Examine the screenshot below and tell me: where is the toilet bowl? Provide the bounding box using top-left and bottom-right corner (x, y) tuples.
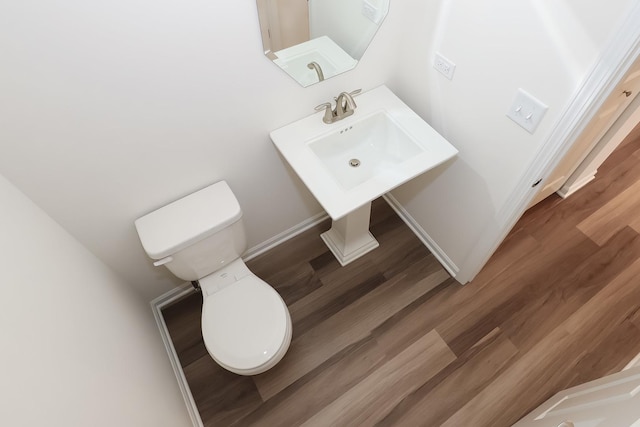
(199, 259), (292, 375)
(134, 180), (292, 375)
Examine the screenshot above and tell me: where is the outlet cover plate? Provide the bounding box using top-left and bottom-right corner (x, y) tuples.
(434, 52), (456, 80)
(506, 88), (548, 134)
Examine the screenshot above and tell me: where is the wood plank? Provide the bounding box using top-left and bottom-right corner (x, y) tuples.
(629, 304), (640, 330)
(234, 336), (387, 427)
(247, 222), (329, 275)
(183, 355), (262, 426)
(372, 277), (456, 359)
(253, 261), (323, 307)
(469, 227), (539, 288)
(569, 320), (640, 385)
(437, 227), (598, 356)
(285, 237), (424, 337)
(290, 272), (387, 338)
(246, 224), (328, 306)
(252, 267), (451, 400)
(161, 293), (208, 367)
(440, 257), (640, 427)
(301, 330), (456, 427)
(368, 212), (433, 280)
(522, 142), (640, 243)
(577, 178), (640, 245)
(501, 226), (640, 351)
(378, 328), (518, 427)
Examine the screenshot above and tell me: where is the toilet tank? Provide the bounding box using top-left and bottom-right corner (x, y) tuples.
(134, 181), (247, 282)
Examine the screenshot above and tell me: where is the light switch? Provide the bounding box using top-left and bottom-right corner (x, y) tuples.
(506, 88), (548, 134)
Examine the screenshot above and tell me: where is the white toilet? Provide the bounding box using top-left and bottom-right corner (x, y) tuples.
(134, 181), (292, 375)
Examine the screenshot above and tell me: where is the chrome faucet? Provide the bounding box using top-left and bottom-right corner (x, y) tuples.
(307, 61), (325, 82)
(315, 89), (362, 124)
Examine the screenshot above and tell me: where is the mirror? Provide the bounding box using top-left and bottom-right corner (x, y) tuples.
(257, 0), (390, 87)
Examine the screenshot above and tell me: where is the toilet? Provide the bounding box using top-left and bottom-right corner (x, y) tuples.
(134, 181), (292, 375)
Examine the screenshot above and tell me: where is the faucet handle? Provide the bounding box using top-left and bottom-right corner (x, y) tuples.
(314, 102), (332, 112)
(315, 102), (334, 124)
(334, 89), (362, 102)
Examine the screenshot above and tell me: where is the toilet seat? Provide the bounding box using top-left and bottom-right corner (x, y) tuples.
(201, 275), (292, 375)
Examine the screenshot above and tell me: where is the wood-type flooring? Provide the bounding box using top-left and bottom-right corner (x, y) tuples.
(163, 123), (640, 426)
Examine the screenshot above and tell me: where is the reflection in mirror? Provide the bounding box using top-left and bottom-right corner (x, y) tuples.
(256, 0), (390, 87)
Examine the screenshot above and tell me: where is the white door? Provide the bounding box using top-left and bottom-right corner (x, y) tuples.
(265, 0), (309, 52)
(513, 365), (640, 427)
(528, 55), (640, 208)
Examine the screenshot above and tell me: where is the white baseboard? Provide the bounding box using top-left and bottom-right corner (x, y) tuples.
(243, 211), (329, 262)
(150, 284), (203, 427)
(557, 173), (596, 199)
(383, 194), (460, 278)
(624, 351), (640, 371)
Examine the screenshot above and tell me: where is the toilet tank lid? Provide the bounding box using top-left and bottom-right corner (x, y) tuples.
(134, 181), (242, 259)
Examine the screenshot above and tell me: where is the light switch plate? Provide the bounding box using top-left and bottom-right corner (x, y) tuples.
(506, 88), (548, 134)
(362, 0), (381, 24)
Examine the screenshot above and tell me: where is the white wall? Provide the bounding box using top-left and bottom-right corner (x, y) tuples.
(0, 173), (190, 427)
(0, 0), (634, 304)
(387, 0), (635, 275)
(0, 0), (400, 301)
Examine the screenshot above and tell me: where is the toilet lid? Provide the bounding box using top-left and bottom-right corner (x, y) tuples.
(201, 276), (288, 370)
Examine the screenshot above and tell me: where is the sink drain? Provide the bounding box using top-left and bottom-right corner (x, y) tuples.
(349, 158), (361, 167)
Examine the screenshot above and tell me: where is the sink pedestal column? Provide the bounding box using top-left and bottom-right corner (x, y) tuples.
(320, 201), (379, 266)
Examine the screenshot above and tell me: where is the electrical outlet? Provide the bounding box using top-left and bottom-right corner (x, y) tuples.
(433, 52), (456, 80)
(506, 88), (548, 134)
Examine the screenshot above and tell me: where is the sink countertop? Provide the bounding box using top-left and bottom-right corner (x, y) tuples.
(270, 85), (458, 220)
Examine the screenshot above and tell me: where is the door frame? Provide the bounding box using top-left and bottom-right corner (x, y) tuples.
(456, 3), (640, 284)
(560, 93), (640, 198)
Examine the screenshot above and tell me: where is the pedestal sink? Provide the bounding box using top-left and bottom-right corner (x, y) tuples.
(270, 85), (458, 266)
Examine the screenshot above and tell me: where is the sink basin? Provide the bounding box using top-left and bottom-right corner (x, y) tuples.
(270, 85), (458, 220)
(308, 111), (425, 190)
